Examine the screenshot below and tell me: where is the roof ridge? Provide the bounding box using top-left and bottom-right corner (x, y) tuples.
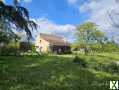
(39, 33), (70, 46)
(40, 33), (63, 39)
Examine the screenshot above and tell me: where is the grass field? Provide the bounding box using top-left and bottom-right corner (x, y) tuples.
(0, 53), (119, 90)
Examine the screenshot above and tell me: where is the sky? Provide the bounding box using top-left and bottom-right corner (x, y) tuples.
(22, 0), (89, 25)
(4, 0), (119, 43)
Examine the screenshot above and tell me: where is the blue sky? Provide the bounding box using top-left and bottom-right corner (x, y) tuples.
(4, 0), (119, 43)
(26, 0), (89, 25)
(5, 0), (89, 25)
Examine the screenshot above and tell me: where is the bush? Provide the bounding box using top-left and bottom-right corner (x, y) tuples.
(0, 46), (8, 55)
(94, 62), (119, 74)
(0, 46), (20, 56)
(73, 55), (87, 68)
(107, 62), (119, 74)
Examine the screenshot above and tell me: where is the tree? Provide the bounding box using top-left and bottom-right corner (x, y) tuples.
(76, 22), (106, 55)
(0, 0), (37, 55)
(0, 31), (11, 44)
(102, 41), (119, 52)
(0, 0), (37, 40)
(0, 30), (14, 55)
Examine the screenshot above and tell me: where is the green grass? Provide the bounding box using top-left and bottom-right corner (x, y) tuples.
(0, 53), (119, 90)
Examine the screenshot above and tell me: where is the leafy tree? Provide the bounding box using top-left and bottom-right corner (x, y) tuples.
(0, 31), (11, 44)
(90, 43), (102, 53)
(0, 0), (37, 55)
(76, 22), (106, 55)
(0, 30), (21, 55)
(0, 0), (37, 39)
(102, 41), (119, 52)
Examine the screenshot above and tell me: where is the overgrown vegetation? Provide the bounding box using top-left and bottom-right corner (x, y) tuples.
(0, 53), (119, 90)
(73, 55), (87, 68)
(94, 62), (119, 74)
(0, 1), (119, 90)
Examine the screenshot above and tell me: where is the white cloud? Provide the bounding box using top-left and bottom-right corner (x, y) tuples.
(79, 0), (119, 43)
(24, 0), (32, 3)
(11, 17), (76, 42)
(32, 17), (76, 43)
(67, 0), (78, 5)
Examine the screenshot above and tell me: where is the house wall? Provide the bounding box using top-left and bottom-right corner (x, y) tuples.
(35, 35), (71, 54)
(35, 36), (50, 53)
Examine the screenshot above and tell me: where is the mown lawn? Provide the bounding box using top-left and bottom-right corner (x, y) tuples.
(0, 53), (119, 90)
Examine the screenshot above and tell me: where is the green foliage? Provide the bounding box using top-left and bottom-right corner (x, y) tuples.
(0, 54), (119, 90)
(73, 55), (87, 68)
(90, 43), (102, 52)
(0, 30), (21, 56)
(0, 45), (20, 56)
(76, 22), (106, 45)
(107, 62), (119, 74)
(102, 42), (119, 52)
(0, 31), (12, 44)
(0, 0), (37, 39)
(0, 0), (37, 56)
(75, 22), (107, 54)
(94, 62), (119, 74)
(75, 22), (119, 53)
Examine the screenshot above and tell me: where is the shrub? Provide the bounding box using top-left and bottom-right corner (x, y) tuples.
(107, 62), (119, 74)
(94, 62), (119, 74)
(0, 46), (9, 55)
(73, 55), (87, 68)
(0, 46), (20, 56)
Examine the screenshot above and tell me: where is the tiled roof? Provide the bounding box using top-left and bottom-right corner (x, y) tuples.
(40, 33), (70, 46)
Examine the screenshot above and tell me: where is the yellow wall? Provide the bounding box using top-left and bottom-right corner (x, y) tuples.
(35, 36), (50, 53)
